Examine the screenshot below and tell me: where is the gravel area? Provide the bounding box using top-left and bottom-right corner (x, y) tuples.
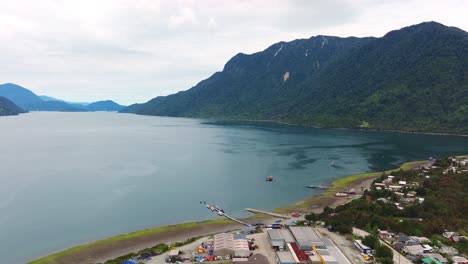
(248, 232), (276, 264)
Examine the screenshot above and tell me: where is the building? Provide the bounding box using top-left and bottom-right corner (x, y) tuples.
(289, 226), (325, 249)
(214, 233), (235, 256)
(421, 253), (448, 264)
(267, 229), (296, 250)
(411, 236), (431, 244)
(378, 230), (390, 238)
(354, 240), (372, 254)
(440, 246), (458, 255)
(421, 257), (442, 264)
(321, 254), (339, 264)
(403, 244), (426, 256)
(452, 256), (468, 264)
(276, 251), (296, 264)
(214, 233), (250, 257)
(233, 239), (250, 258)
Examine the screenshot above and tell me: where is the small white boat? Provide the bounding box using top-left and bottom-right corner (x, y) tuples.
(335, 192), (349, 197)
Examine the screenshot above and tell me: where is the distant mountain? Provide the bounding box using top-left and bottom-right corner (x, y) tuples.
(38, 95), (62, 102)
(39, 95), (90, 108)
(85, 100), (125, 111)
(0, 83), (85, 112)
(121, 21), (468, 134)
(0, 96), (26, 116)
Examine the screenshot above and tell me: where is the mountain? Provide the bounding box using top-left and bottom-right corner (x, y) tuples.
(0, 96), (26, 116)
(85, 100), (125, 111)
(121, 22), (468, 134)
(38, 95), (62, 102)
(0, 83), (86, 112)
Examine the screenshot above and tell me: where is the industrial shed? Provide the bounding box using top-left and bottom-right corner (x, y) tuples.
(214, 233), (250, 258)
(233, 239), (250, 258)
(267, 229), (296, 250)
(276, 251), (296, 264)
(289, 227), (325, 249)
(214, 233), (235, 256)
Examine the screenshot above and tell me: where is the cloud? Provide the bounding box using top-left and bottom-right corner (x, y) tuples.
(0, 0), (467, 104)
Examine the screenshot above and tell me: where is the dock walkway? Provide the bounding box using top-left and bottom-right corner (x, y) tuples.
(222, 213), (251, 227)
(245, 208), (291, 219)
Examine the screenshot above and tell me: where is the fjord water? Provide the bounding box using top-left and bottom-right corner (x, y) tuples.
(1, 112), (467, 263)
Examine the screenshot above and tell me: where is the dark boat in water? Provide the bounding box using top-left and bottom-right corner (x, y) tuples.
(266, 176), (273, 181)
(306, 185), (317, 189)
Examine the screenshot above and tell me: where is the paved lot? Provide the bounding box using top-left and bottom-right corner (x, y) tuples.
(318, 227), (364, 264)
(322, 237), (352, 264)
(249, 232), (276, 264)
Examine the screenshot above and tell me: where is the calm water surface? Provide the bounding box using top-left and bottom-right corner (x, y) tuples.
(0, 112), (467, 263)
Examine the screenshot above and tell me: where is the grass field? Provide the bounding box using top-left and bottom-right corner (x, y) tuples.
(28, 219), (230, 264)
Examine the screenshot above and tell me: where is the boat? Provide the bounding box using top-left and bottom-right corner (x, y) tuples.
(206, 204), (210, 208)
(266, 176), (273, 181)
(344, 188), (356, 194)
(218, 211), (224, 216)
(306, 185), (317, 189)
(335, 192), (349, 197)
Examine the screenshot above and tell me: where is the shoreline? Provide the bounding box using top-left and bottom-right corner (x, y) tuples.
(27, 158), (437, 264)
(200, 117), (468, 137)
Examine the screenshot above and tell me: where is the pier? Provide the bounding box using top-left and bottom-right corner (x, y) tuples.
(222, 213), (251, 227)
(244, 208), (291, 219)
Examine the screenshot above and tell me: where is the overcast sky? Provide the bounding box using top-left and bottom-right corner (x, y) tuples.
(1, 0), (467, 105)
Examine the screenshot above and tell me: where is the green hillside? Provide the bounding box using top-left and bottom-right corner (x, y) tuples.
(121, 22), (468, 134)
(0, 96), (26, 116)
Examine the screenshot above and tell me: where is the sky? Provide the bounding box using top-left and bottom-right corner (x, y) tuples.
(1, 0), (467, 105)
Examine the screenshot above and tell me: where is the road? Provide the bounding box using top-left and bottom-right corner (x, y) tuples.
(322, 237), (352, 264)
(380, 240), (413, 264)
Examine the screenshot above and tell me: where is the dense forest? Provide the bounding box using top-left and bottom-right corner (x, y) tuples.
(305, 157), (468, 256)
(122, 22), (468, 134)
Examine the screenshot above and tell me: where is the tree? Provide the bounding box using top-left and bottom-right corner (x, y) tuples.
(376, 244), (393, 260)
(305, 212), (318, 222)
(362, 235), (379, 248)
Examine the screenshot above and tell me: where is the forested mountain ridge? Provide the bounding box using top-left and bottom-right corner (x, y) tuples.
(0, 96), (26, 116)
(124, 21), (466, 134)
(0, 83), (85, 112)
(86, 100), (125, 111)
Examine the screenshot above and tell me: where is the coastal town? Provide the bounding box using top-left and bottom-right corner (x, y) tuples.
(102, 156), (468, 264)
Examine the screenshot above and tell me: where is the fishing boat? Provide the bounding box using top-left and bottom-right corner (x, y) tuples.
(335, 192), (349, 197)
(306, 185), (317, 189)
(266, 176), (273, 181)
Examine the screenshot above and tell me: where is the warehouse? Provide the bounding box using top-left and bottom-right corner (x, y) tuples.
(267, 229), (296, 250)
(213, 233), (250, 258)
(289, 227), (325, 249)
(276, 251), (296, 264)
(214, 233), (235, 256)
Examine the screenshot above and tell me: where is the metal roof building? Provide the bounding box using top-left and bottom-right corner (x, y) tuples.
(289, 227), (325, 249)
(276, 251), (296, 264)
(214, 233), (250, 258)
(267, 229), (296, 250)
(214, 233), (235, 256)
